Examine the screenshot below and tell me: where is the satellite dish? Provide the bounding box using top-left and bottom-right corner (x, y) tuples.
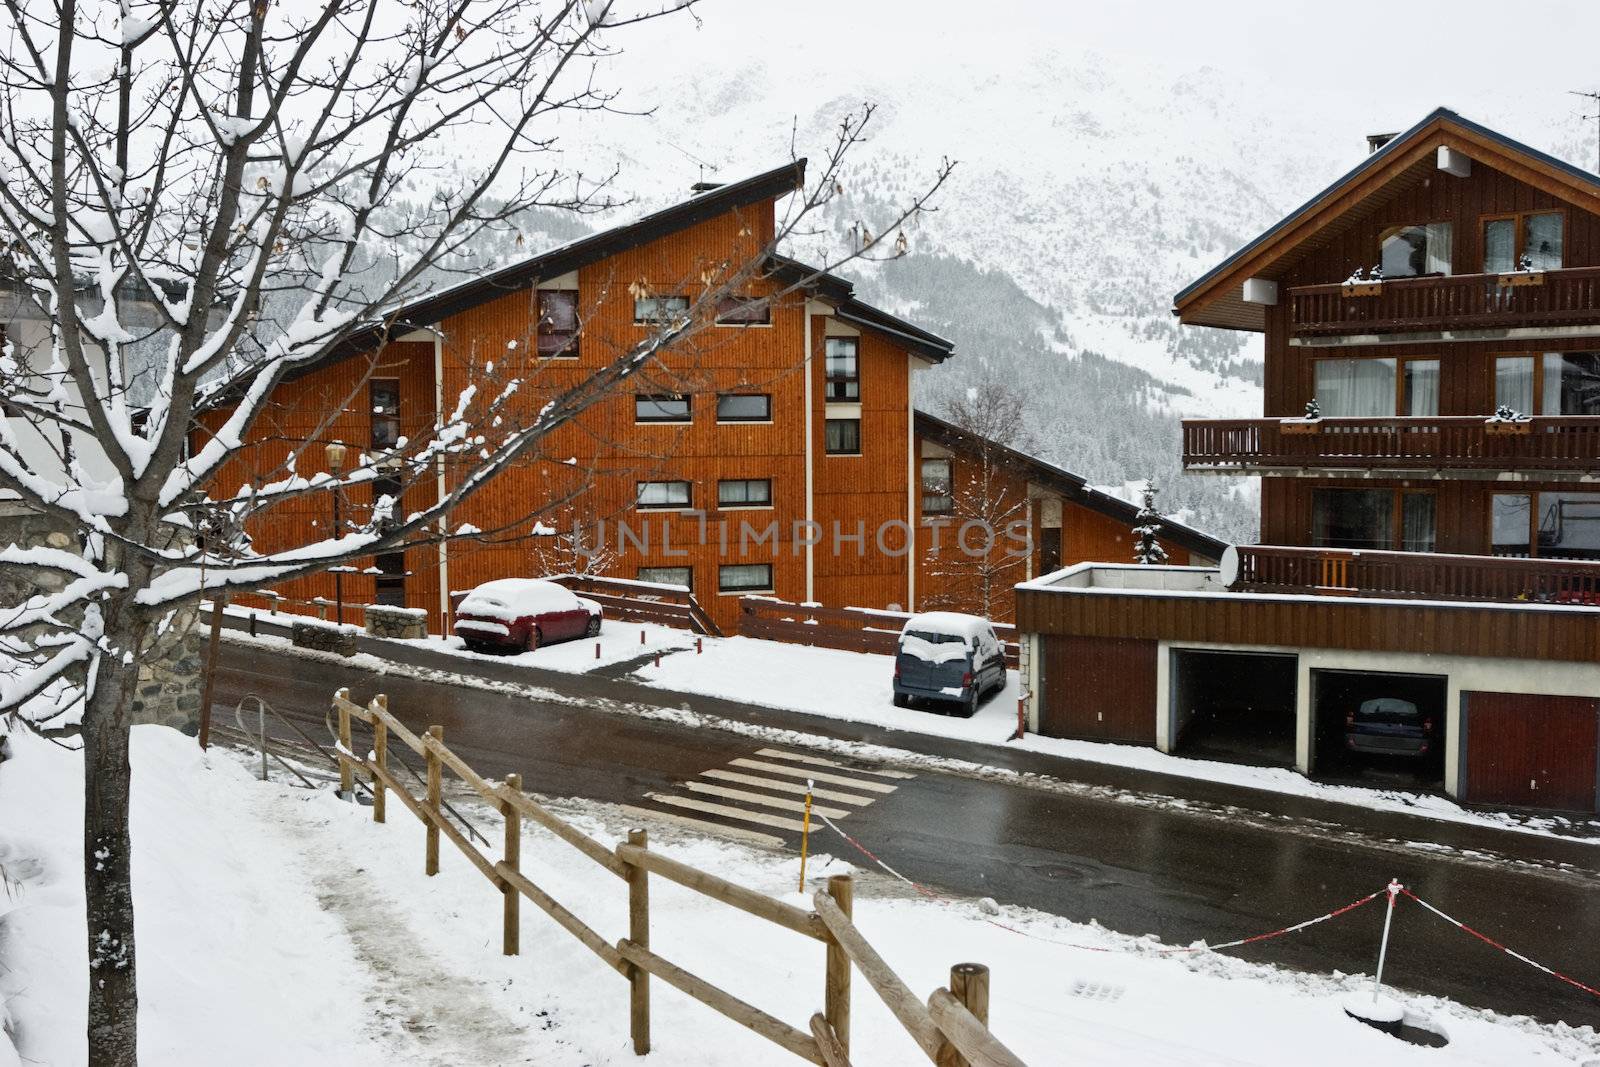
(1219, 545), (1240, 587)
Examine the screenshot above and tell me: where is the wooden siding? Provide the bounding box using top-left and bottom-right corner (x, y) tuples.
(1014, 585), (1600, 664)
(203, 194), (934, 634)
(1038, 635), (1157, 742)
(196, 340), (438, 616)
(1464, 691), (1599, 812)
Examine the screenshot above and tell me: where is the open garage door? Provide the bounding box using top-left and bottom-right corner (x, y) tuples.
(1464, 692), (1599, 813)
(1312, 669), (1446, 787)
(1170, 650), (1298, 767)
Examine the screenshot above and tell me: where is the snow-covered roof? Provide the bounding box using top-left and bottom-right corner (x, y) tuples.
(901, 611), (993, 641)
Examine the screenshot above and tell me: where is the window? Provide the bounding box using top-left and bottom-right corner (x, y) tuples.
(636, 480), (692, 510)
(716, 393), (771, 422)
(1495, 352), (1600, 415)
(825, 338), (859, 401)
(1312, 357), (1438, 417)
(370, 378), (400, 450)
(1311, 488), (1435, 552)
(825, 417), (861, 455)
(1492, 491), (1600, 560)
(635, 394), (691, 423)
(1379, 222), (1452, 278)
(921, 458), (953, 515)
(715, 295), (771, 326)
(717, 479), (771, 507)
(374, 549), (407, 606)
(634, 294), (690, 324)
(371, 475), (402, 531)
(537, 290), (579, 358)
(1483, 211), (1563, 273)
(637, 566), (692, 589)
(718, 563), (773, 593)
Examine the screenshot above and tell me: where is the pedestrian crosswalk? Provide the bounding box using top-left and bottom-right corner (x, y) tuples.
(631, 746), (912, 847)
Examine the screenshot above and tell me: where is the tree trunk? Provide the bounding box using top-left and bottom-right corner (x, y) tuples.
(81, 625), (142, 1066)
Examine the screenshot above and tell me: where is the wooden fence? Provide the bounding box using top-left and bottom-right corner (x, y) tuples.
(331, 688), (1029, 1066)
(544, 574), (725, 637)
(739, 597), (1020, 669)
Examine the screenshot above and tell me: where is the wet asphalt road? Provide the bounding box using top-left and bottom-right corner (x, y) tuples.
(213, 640), (1600, 1030)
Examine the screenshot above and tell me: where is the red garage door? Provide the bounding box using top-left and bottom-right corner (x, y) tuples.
(1039, 635), (1157, 743)
(1465, 692), (1599, 812)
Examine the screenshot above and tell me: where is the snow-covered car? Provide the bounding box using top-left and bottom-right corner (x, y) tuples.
(453, 578), (602, 653)
(892, 611), (1007, 717)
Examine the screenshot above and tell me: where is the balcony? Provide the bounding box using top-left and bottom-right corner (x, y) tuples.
(1224, 544), (1600, 606)
(1182, 415), (1600, 477)
(1288, 266), (1600, 342)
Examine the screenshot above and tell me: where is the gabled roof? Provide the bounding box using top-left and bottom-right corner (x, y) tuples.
(322, 161), (952, 368)
(913, 410), (1228, 561)
(1174, 108), (1600, 332)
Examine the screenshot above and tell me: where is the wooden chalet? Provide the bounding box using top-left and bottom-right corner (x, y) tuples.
(206, 162), (1214, 636)
(1017, 110), (1600, 813)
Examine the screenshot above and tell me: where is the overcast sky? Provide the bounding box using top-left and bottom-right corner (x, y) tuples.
(631, 0), (1600, 155)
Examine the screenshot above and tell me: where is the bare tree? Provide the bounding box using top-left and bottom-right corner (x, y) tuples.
(0, 0), (951, 1060)
(924, 378), (1036, 621)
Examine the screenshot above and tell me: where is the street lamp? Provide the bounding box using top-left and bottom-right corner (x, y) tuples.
(325, 441), (347, 626)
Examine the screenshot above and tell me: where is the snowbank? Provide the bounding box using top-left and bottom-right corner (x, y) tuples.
(0, 726), (1591, 1064)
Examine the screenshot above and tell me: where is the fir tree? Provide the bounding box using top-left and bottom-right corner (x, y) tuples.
(1133, 481), (1169, 565)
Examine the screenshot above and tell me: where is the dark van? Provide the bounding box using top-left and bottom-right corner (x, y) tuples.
(892, 611), (1007, 717)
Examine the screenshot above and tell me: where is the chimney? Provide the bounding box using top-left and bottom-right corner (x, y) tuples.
(689, 180), (723, 195)
(1366, 131), (1400, 154)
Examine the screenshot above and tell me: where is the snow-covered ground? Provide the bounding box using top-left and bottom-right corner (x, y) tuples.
(3, 725), (1594, 1066)
(302, 614), (1600, 844)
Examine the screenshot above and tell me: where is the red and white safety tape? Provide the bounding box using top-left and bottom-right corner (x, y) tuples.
(1399, 888), (1600, 1001)
(814, 811), (1380, 956)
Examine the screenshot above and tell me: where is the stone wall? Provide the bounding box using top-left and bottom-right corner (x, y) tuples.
(364, 605), (429, 640)
(0, 504), (203, 733)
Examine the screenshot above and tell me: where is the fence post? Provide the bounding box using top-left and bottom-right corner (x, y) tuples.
(626, 827), (650, 1055)
(425, 725), (443, 876)
(824, 874), (853, 1055)
(336, 693), (353, 798)
(502, 773), (522, 956)
(936, 962), (991, 1067)
(371, 696), (388, 824)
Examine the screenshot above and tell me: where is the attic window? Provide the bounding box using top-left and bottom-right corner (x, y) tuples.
(715, 295), (771, 326)
(538, 290), (579, 358)
(1379, 223), (1452, 278)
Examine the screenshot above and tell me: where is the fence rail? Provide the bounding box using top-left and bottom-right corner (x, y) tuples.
(739, 597), (1020, 668)
(330, 687), (1029, 1065)
(1228, 544), (1600, 605)
(544, 573), (725, 637)
(1182, 415), (1600, 473)
(1288, 265), (1600, 336)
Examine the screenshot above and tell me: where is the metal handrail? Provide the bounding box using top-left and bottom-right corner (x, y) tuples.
(230, 691), (490, 847)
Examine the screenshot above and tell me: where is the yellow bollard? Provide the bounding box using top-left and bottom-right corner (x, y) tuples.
(798, 779), (814, 893)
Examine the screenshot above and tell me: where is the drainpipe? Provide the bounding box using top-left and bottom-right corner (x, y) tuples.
(804, 303), (815, 602)
(434, 328), (449, 633)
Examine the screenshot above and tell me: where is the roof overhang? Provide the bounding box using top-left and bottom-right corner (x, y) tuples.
(1174, 108), (1600, 333)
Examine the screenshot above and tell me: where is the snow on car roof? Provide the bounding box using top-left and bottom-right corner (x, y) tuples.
(900, 611), (992, 641)
(458, 578), (578, 618)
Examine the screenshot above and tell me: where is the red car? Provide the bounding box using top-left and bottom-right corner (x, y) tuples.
(453, 578), (602, 653)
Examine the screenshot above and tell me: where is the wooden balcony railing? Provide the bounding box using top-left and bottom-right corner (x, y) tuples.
(1227, 544), (1600, 605)
(1289, 265), (1600, 337)
(1182, 415), (1600, 473)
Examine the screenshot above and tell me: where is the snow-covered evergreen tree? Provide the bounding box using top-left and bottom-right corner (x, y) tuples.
(1133, 481), (1169, 565)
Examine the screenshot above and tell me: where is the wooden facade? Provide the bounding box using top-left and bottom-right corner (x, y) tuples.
(1017, 112), (1600, 812)
(201, 165), (965, 634)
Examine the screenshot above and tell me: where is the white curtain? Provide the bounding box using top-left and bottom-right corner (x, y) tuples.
(1424, 223), (1453, 276)
(1403, 360), (1440, 416)
(1315, 358), (1396, 417)
(1495, 356), (1535, 414)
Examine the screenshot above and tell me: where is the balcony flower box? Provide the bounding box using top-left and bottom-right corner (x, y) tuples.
(1278, 417), (1321, 435)
(1484, 420), (1533, 436)
(1495, 271), (1546, 288)
(1340, 281), (1383, 298)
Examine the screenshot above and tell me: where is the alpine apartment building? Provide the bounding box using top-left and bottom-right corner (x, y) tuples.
(1018, 109), (1600, 814)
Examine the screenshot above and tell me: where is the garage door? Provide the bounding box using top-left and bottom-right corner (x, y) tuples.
(1040, 635), (1156, 743)
(1464, 692), (1599, 812)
